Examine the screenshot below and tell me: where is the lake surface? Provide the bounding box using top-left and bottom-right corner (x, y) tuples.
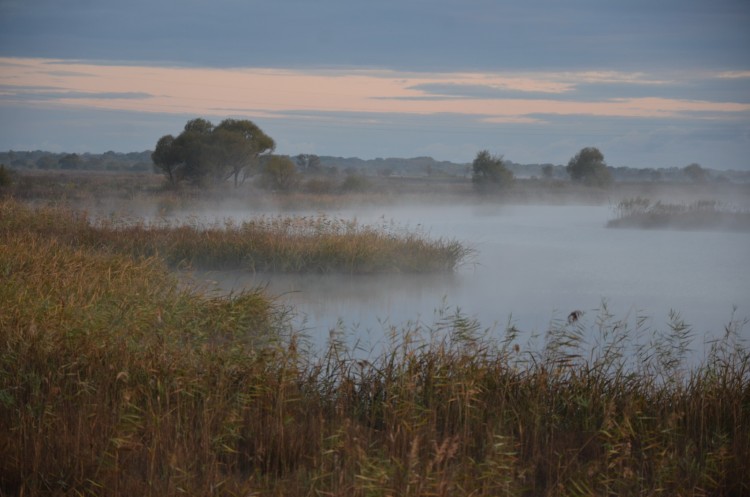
(187, 203), (750, 355)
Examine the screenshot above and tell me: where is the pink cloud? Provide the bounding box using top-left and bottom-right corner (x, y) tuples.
(1, 57), (748, 123)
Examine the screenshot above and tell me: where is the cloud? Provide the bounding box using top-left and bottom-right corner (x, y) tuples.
(0, 56), (748, 168)
(718, 71), (750, 79)
(401, 83), (569, 101)
(2, 57), (748, 123)
(0, 85), (152, 101)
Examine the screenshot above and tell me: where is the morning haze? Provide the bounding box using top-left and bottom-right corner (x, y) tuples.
(2, 1), (750, 495)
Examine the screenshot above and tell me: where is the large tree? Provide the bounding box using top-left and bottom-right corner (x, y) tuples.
(471, 150), (513, 192)
(214, 119), (275, 187)
(566, 147), (612, 187)
(152, 118), (214, 186)
(152, 118), (275, 187)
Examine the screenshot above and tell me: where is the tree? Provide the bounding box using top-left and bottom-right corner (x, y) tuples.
(214, 119), (275, 187)
(36, 155), (58, 170)
(566, 147), (612, 187)
(176, 118), (217, 184)
(151, 117), (275, 187)
(59, 153), (83, 170)
(340, 173), (370, 192)
(259, 156), (299, 191)
(683, 163), (707, 183)
(152, 135), (184, 185)
(295, 154), (322, 173)
(542, 164), (555, 180)
(471, 150), (513, 191)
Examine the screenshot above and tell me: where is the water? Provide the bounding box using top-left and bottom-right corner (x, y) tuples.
(187, 203), (750, 353)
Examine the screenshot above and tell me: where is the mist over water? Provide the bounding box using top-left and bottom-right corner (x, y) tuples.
(186, 203), (750, 354)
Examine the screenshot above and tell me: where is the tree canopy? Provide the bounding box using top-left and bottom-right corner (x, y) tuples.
(259, 156), (300, 192)
(566, 147), (612, 187)
(152, 118), (275, 186)
(683, 163), (707, 183)
(471, 150), (513, 192)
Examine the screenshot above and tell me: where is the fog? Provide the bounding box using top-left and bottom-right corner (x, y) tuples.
(176, 201), (749, 357)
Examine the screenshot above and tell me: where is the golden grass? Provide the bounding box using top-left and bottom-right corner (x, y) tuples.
(0, 200), (472, 273)
(1, 199), (748, 496)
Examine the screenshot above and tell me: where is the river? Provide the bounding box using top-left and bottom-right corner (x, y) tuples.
(184, 202), (750, 356)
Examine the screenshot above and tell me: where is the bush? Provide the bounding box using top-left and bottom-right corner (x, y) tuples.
(303, 177), (337, 194)
(0, 164), (12, 188)
(339, 173), (371, 192)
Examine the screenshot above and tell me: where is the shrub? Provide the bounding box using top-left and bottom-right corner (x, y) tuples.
(0, 164), (12, 188)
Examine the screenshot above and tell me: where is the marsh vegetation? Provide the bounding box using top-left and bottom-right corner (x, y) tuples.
(608, 197), (750, 232)
(1, 171), (749, 496)
(1, 201), (469, 274)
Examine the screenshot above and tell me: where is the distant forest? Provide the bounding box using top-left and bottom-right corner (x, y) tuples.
(2, 149), (749, 184)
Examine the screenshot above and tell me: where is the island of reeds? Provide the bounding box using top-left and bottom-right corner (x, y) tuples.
(1, 199), (749, 496)
(608, 197), (750, 232)
(0, 200), (471, 273)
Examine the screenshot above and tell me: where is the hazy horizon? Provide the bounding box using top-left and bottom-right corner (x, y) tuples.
(1, 1), (748, 170)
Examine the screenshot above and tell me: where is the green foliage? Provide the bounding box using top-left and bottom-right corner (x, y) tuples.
(58, 152), (83, 170)
(0, 164), (11, 188)
(4, 150), (151, 172)
(259, 155), (300, 192)
(151, 134), (182, 185)
(151, 117), (275, 187)
(215, 118), (276, 186)
(35, 154), (59, 170)
(566, 146), (613, 187)
(471, 150), (513, 192)
(340, 173), (371, 192)
(294, 153), (322, 173)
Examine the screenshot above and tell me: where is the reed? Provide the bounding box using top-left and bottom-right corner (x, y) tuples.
(608, 197), (750, 232)
(1, 227), (286, 496)
(2, 199), (748, 496)
(1, 200), (472, 273)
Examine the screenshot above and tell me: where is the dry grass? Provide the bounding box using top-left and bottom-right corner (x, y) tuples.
(1, 199), (748, 496)
(0, 200), (471, 273)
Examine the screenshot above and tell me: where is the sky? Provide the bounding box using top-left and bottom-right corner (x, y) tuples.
(0, 0), (749, 169)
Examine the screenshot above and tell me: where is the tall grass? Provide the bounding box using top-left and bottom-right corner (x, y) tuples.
(608, 197), (750, 232)
(2, 199), (749, 496)
(0, 200), (471, 273)
(1, 228), (287, 496)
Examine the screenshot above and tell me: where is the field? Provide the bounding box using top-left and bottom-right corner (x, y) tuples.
(1, 171), (749, 496)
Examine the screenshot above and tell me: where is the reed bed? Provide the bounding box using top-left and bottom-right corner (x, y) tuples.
(608, 197), (750, 232)
(2, 199), (749, 496)
(0, 200), (471, 273)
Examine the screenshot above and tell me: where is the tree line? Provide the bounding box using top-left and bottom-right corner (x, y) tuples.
(0, 150), (152, 172)
(1, 116), (736, 188)
(471, 146), (613, 191)
(151, 117), (619, 191)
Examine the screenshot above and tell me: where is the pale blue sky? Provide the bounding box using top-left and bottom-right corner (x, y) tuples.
(0, 0), (748, 169)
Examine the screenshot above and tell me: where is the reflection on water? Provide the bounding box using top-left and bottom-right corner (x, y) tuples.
(183, 203), (750, 353)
